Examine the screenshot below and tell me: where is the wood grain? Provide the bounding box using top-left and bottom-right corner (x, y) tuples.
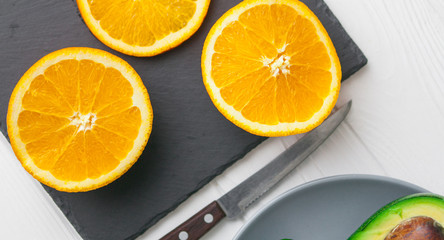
(160, 201), (225, 240)
(0, 134), (81, 240)
(150, 1), (444, 239)
(2, 0), (444, 240)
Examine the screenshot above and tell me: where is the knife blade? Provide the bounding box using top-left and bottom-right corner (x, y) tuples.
(160, 100), (352, 240)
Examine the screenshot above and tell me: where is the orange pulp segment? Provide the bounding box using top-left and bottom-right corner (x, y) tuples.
(202, 0), (341, 136)
(7, 47), (153, 192)
(77, 0), (211, 56)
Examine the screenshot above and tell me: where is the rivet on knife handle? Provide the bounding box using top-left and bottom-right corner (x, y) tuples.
(160, 101), (351, 240)
(160, 201), (226, 240)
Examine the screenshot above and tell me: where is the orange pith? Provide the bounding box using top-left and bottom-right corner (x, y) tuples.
(77, 0), (211, 56)
(202, 0), (341, 137)
(7, 48), (153, 192)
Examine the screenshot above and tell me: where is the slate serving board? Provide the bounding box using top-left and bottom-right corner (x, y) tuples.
(0, 0), (367, 239)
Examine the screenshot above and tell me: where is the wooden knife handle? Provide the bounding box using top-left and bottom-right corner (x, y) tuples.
(160, 201), (226, 240)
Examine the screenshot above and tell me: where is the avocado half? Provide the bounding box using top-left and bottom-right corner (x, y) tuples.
(349, 193), (444, 240)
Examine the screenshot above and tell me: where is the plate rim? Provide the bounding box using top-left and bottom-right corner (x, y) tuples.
(233, 174), (428, 239)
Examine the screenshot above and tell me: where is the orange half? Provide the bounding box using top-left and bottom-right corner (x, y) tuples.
(77, 0), (211, 56)
(202, 0), (341, 137)
(7, 47), (153, 192)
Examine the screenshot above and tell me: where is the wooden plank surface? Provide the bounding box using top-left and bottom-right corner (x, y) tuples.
(1, 0), (444, 239)
(0, 0), (366, 239)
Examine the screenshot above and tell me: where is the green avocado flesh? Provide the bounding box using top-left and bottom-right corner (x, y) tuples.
(348, 193), (444, 240)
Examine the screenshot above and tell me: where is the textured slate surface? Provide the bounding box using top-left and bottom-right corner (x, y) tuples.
(0, 0), (366, 239)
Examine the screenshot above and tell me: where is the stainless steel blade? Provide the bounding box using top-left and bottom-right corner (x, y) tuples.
(217, 100), (352, 218)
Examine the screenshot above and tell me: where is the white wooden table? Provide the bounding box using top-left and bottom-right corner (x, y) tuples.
(2, 0), (444, 239)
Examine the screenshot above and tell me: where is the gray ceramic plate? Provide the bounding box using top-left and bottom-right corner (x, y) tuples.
(234, 174), (428, 240)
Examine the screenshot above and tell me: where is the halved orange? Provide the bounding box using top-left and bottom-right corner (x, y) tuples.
(7, 47), (153, 192)
(202, 0), (341, 137)
(76, 0), (211, 57)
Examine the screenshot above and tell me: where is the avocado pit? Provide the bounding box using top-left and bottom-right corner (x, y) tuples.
(384, 216), (444, 240)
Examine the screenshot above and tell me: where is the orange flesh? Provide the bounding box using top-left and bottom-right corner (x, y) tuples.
(87, 0), (197, 46)
(211, 4), (332, 124)
(18, 59), (141, 181)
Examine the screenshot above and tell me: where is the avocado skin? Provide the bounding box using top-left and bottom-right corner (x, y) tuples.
(348, 193), (444, 240)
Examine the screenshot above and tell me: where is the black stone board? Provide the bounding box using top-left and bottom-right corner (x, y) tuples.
(0, 0), (367, 239)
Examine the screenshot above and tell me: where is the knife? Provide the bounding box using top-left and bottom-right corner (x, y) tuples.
(160, 100), (352, 240)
